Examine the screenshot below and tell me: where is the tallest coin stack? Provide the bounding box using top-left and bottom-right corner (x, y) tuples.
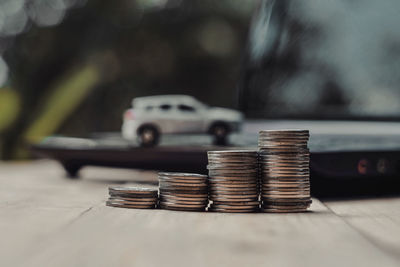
(258, 130), (312, 212)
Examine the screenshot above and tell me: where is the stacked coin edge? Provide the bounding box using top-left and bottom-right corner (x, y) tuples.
(258, 130), (312, 212)
(106, 186), (158, 209)
(158, 172), (209, 212)
(207, 150), (260, 213)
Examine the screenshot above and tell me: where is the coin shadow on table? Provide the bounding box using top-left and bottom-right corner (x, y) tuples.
(320, 193), (400, 202)
(249, 210), (330, 215)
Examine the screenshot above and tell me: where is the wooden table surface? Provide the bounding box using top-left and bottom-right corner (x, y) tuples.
(1, 160), (400, 267)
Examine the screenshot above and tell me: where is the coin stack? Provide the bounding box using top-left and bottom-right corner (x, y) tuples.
(158, 172), (208, 212)
(207, 150), (260, 213)
(106, 186), (158, 209)
(258, 130), (312, 212)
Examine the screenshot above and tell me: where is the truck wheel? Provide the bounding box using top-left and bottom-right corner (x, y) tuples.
(210, 123), (229, 146)
(62, 162), (82, 179)
(138, 125), (159, 147)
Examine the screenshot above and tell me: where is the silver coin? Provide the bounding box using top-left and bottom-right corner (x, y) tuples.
(209, 193), (259, 199)
(208, 178), (259, 183)
(261, 175), (310, 180)
(160, 192), (208, 198)
(261, 194), (310, 199)
(158, 176), (207, 182)
(210, 197), (259, 202)
(260, 167), (310, 172)
(261, 172), (310, 177)
(109, 186), (158, 195)
(210, 204), (259, 209)
(208, 150), (258, 155)
(259, 140), (309, 145)
(259, 151), (310, 156)
(108, 198), (158, 205)
(259, 155), (310, 160)
(207, 153), (258, 158)
(159, 204), (206, 212)
(159, 181), (208, 187)
(262, 187), (310, 192)
(158, 172), (207, 178)
(259, 163), (309, 168)
(262, 206), (311, 211)
(210, 189), (259, 195)
(209, 183), (259, 189)
(209, 180), (258, 185)
(108, 196), (158, 202)
(262, 196), (311, 201)
(258, 140), (309, 145)
(262, 205), (311, 211)
(209, 190), (259, 195)
(159, 181), (207, 187)
(208, 207), (257, 213)
(209, 191), (259, 197)
(262, 200), (312, 206)
(207, 164), (258, 170)
(260, 166), (309, 171)
(210, 184), (258, 189)
(262, 181), (310, 186)
(212, 200), (260, 206)
(106, 201), (156, 209)
(208, 169), (258, 174)
(261, 171), (309, 176)
(262, 189), (310, 194)
(207, 158), (258, 164)
(259, 129), (309, 135)
(160, 199), (208, 205)
(258, 142), (308, 147)
(160, 195), (207, 202)
(159, 201), (207, 208)
(260, 208), (308, 213)
(262, 186), (310, 192)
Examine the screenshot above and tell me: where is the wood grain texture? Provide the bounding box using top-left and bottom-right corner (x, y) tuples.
(325, 197), (400, 261)
(0, 160), (399, 267)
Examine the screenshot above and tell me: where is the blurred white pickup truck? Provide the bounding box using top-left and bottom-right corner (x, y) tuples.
(122, 95), (243, 146)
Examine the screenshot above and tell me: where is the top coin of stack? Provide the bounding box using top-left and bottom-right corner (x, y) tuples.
(258, 130), (312, 212)
(106, 186), (158, 209)
(207, 150), (260, 213)
(158, 172), (208, 212)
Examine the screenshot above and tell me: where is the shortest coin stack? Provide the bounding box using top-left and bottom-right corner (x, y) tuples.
(158, 172), (208, 212)
(106, 186), (158, 209)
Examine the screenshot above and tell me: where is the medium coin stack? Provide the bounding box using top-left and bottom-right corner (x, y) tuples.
(158, 172), (208, 212)
(207, 150), (260, 213)
(106, 186), (158, 209)
(259, 130), (312, 212)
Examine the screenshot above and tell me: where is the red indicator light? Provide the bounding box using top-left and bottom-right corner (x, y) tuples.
(358, 159), (368, 175)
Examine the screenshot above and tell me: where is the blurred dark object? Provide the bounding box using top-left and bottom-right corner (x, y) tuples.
(2, 0), (400, 161)
(0, 0), (256, 159)
(32, 120), (400, 197)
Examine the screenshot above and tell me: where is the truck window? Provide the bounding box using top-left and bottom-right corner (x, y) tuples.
(178, 104), (195, 112)
(160, 104), (172, 111)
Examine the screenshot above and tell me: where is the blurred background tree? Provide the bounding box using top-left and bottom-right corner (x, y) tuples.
(0, 0), (257, 159)
(2, 0), (400, 160)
